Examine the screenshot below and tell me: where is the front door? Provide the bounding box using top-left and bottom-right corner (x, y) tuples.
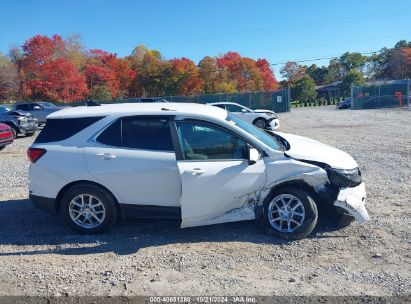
(175, 119), (266, 227)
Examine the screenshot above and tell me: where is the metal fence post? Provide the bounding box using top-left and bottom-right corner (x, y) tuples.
(408, 79), (410, 110)
(287, 86), (291, 112)
(351, 83), (354, 109)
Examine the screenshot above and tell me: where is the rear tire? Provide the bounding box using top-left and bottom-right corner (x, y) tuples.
(26, 132), (35, 137)
(253, 118), (268, 129)
(0, 145), (5, 151)
(262, 187), (318, 240)
(61, 184), (118, 234)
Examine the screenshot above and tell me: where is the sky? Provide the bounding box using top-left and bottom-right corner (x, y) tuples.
(1, 0), (410, 79)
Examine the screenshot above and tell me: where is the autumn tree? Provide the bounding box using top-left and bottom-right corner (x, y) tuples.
(166, 57), (203, 95)
(280, 61), (306, 85)
(135, 51), (169, 97)
(84, 49), (136, 99)
(387, 47), (411, 79)
(20, 34), (88, 101)
(62, 33), (86, 70)
(0, 52), (20, 101)
(198, 56), (218, 93)
(256, 59), (279, 90)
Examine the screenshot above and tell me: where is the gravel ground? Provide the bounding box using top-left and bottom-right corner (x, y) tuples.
(0, 106), (410, 297)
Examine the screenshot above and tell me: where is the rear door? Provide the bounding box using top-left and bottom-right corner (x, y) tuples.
(174, 119), (266, 227)
(84, 116), (181, 207)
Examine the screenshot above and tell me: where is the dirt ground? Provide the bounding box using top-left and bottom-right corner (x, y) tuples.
(0, 106), (410, 297)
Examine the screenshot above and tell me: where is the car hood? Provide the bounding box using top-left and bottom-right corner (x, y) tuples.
(275, 131), (358, 170)
(254, 109), (276, 114)
(254, 109), (278, 118)
(6, 110), (34, 117)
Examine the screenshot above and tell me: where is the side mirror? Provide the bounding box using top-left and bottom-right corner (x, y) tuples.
(33, 106), (42, 110)
(248, 148), (260, 165)
(241, 108), (248, 113)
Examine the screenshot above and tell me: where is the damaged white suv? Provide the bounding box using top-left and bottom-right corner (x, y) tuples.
(28, 103), (369, 239)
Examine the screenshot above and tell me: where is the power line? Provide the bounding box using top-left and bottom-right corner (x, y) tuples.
(94, 9), (411, 50)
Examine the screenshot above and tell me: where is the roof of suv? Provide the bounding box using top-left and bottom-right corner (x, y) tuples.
(47, 102), (228, 120)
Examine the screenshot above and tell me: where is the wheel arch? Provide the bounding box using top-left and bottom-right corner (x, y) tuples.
(252, 116), (268, 125)
(256, 179), (320, 225)
(55, 180), (122, 217)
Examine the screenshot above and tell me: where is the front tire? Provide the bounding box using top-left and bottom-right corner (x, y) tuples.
(253, 118), (268, 129)
(262, 187), (318, 240)
(61, 184), (118, 234)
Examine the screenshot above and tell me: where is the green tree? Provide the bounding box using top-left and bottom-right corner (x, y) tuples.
(341, 69), (365, 97)
(306, 64), (328, 85)
(325, 58), (344, 83)
(292, 75), (316, 102)
(339, 52), (367, 74)
(88, 85), (112, 100)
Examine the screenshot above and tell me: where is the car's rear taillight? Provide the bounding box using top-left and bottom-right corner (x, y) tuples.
(27, 147), (47, 163)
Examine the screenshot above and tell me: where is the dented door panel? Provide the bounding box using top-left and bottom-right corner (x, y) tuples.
(179, 159), (266, 228)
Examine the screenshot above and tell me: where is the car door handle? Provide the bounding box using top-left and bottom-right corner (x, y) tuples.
(96, 153), (116, 160)
(186, 168), (205, 175)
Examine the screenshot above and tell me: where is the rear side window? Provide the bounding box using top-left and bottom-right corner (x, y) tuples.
(35, 117), (104, 143)
(96, 117), (174, 151)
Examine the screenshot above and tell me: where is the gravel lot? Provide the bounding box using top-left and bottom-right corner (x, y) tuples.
(0, 106), (410, 297)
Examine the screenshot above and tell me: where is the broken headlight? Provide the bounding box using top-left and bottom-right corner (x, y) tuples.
(327, 167), (362, 188)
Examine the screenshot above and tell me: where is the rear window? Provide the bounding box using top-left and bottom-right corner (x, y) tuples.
(35, 117), (104, 143)
(96, 117), (174, 151)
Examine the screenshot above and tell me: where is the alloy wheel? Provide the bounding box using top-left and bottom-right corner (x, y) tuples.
(68, 194), (106, 229)
(268, 194), (305, 233)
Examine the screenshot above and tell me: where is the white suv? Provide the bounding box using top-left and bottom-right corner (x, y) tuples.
(209, 102), (280, 130)
(28, 103), (369, 239)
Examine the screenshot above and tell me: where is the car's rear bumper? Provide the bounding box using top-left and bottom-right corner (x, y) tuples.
(30, 194), (57, 213)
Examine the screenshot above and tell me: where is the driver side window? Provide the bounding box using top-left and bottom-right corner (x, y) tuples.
(176, 120), (248, 161)
(225, 104), (245, 113)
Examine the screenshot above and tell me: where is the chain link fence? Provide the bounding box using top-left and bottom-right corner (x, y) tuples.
(352, 79), (410, 110)
(70, 89), (291, 113)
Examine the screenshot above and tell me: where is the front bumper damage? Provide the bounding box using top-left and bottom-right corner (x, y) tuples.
(333, 182), (370, 224)
(268, 118), (280, 130)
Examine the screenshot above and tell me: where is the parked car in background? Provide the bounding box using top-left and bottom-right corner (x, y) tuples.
(0, 123), (13, 150)
(336, 99), (351, 109)
(28, 103), (369, 239)
(13, 102), (64, 127)
(0, 105), (38, 138)
(210, 102), (279, 130)
(139, 98), (169, 103)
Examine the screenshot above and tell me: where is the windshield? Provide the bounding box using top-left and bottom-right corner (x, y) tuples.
(0, 106), (11, 114)
(226, 113), (283, 151)
(39, 102), (56, 108)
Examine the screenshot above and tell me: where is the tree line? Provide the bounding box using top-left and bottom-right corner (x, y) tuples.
(0, 34), (410, 103)
(0, 34), (278, 102)
(281, 40), (411, 102)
